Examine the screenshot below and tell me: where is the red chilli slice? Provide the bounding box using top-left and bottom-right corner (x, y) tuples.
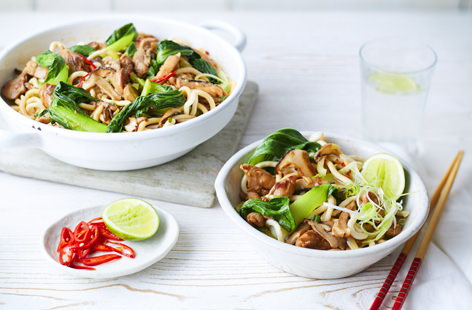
(88, 217), (104, 224)
(57, 227), (74, 252)
(89, 223), (124, 241)
(70, 263), (95, 270)
(73, 221), (90, 243)
(77, 53), (97, 71)
(80, 254), (122, 266)
(105, 240), (136, 258)
(150, 71), (176, 84)
(93, 243), (115, 252)
(58, 245), (76, 266)
(57, 216), (136, 270)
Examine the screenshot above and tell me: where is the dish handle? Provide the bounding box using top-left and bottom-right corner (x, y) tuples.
(200, 21), (247, 52)
(0, 129), (42, 149)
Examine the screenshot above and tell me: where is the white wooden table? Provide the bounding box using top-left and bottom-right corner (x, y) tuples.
(0, 11), (471, 310)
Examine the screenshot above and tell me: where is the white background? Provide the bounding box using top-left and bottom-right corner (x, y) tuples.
(0, 0), (471, 11)
(0, 8), (471, 310)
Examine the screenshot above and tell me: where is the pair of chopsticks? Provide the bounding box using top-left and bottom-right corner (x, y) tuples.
(370, 151), (465, 310)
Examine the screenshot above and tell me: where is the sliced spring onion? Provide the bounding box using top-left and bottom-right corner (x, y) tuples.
(322, 202), (358, 216)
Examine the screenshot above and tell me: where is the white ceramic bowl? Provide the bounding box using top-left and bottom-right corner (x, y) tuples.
(215, 132), (429, 279)
(0, 18), (247, 171)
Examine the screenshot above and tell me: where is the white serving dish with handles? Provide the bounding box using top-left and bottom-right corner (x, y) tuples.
(0, 18), (247, 171)
(214, 132), (429, 279)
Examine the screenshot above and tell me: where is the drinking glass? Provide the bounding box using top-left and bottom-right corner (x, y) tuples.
(359, 37), (437, 155)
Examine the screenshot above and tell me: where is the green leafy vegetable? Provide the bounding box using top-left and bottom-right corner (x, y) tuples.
(107, 87), (185, 133)
(153, 40), (220, 83)
(290, 184), (335, 226)
(155, 40), (194, 65)
(36, 51), (56, 67)
(147, 59), (159, 78)
(69, 45), (96, 57)
(124, 42), (137, 57)
(141, 79), (173, 96)
(240, 197), (295, 232)
(35, 51), (69, 85)
(44, 82), (107, 132)
(105, 23), (138, 53)
(130, 72), (145, 88)
(189, 57), (218, 78)
(247, 128), (321, 165)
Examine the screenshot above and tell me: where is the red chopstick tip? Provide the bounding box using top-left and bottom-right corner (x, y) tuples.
(369, 252), (408, 310)
(391, 257), (423, 310)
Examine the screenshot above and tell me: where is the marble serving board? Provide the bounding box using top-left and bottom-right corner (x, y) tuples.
(0, 81), (258, 208)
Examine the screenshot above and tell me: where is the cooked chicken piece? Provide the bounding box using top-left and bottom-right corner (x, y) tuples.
(276, 149), (316, 178)
(268, 175), (297, 198)
(88, 41), (105, 50)
(135, 34), (158, 47)
(2, 57), (52, 100)
(246, 212), (266, 228)
(58, 49), (91, 72)
(295, 230), (331, 250)
(241, 164), (275, 198)
(314, 143), (342, 162)
(108, 55), (134, 94)
(132, 50), (150, 78)
(133, 37), (158, 78)
(155, 54), (180, 79)
(123, 84), (138, 102)
(246, 191), (261, 200)
(294, 175), (331, 191)
(286, 222), (311, 244)
(1, 72), (28, 100)
(23, 60), (48, 80)
(92, 66), (114, 79)
(119, 55), (134, 78)
(332, 201), (356, 238)
(82, 74), (121, 100)
(385, 223), (402, 238)
(39, 84), (55, 108)
(306, 220), (340, 249)
(175, 77), (226, 97)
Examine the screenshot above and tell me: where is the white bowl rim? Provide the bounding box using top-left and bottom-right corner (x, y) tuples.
(0, 16), (247, 141)
(215, 131), (429, 258)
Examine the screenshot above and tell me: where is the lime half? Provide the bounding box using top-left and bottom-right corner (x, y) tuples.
(362, 153), (405, 199)
(368, 72), (419, 94)
(103, 198), (159, 240)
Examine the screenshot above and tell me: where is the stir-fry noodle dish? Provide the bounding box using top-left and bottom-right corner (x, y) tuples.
(1, 23), (232, 132)
(238, 129), (409, 251)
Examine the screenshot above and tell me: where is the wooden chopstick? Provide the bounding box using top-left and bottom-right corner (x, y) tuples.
(391, 151), (464, 310)
(369, 151), (463, 310)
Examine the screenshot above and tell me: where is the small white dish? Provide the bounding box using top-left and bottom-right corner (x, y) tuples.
(42, 204), (179, 279)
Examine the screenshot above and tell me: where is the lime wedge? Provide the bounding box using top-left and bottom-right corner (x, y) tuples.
(368, 72), (419, 93)
(103, 198), (159, 240)
(361, 153), (405, 199)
